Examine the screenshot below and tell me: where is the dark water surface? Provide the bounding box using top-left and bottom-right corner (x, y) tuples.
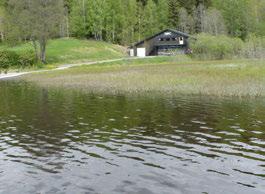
(0, 81), (265, 194)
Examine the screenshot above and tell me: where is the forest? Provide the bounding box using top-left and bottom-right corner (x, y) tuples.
(68, 0), (265, 45)
(64, 0), (265, 44)
(0, 0), (264, 63)
(0, 0), (264, 44)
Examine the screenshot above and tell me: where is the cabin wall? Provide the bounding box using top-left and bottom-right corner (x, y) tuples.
(132, 30), (190, 57)
(153, 35), (187, 47)
(144, 38), (156, 56)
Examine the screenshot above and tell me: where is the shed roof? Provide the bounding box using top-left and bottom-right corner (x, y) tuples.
(132, 29), (191, 47)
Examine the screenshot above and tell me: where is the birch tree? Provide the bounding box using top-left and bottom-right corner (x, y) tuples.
(203, 8), (227, 35)
(6, 0), (64, 63)
(178, 8), (189, 33)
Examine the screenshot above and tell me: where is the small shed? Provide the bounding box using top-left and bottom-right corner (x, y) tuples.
(129, 29), (191, 57)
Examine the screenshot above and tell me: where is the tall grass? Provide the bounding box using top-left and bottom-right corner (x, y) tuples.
(21, 58), (265, 97)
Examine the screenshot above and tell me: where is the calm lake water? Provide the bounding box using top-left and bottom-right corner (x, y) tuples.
(0, 81), (265, 194)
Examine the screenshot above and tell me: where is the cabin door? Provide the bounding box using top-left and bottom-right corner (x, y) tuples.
(137, 48), (146, 57)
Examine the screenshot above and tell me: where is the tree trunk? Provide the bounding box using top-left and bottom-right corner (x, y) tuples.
(138, 17), (141, 42)
(0, 32), (4, 42)
(32, 39), (39, 62)
(112, 17), (115, 42)
(39, 38), (47, 63)
(66, 14), (70, 38)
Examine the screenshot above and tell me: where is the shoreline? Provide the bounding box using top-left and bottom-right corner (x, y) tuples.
(0, 57), (135, 80)
(0, 72), (30, 80)
(19, 58), (265, 98)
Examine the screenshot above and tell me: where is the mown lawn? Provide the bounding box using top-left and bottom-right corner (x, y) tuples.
(21, 56), (265, 97)
(0, 38), (126, 65)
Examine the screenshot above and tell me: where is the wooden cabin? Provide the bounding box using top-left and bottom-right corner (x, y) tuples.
(129, 29), (191, 57)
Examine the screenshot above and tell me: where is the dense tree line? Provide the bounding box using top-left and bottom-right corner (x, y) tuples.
(66, 0), (265, 43)
(1, 0), (265, 44)
(0, 0), (264, 62)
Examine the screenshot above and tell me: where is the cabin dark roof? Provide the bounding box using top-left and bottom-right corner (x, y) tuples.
(132, 29), (191, 47)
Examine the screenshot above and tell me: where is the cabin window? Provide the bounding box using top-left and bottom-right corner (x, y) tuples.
(159, 38), (164, 41)
(179, 37), (184, 45)
(166, 38), (170, 41)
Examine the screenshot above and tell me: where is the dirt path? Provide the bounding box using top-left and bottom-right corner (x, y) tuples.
(0, 57), (139, 80)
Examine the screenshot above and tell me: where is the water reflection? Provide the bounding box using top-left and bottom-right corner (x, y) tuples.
(0, 81), (265, 194)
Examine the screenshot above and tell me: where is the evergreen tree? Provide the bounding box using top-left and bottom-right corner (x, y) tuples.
(121, 0), (137, 44)
(156, 0), (169, 30)
(168, 0), (180, 28)
(2, 0), (264, 46)
(136, 1), (145, 41)
(213, 0), (254, 39)
(70, 0), (88, 37)
(143, 0), (158, 37)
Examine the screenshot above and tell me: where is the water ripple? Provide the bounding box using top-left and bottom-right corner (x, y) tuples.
(0, 81), (265, 193)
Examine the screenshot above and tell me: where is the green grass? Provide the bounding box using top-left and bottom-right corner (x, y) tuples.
(21, 56), (265, 97)
(0, 38), (126, 65)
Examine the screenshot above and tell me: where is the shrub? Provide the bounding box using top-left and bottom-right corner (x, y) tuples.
(17, 51), (36, 68)
(191, 33), (265, 60)
(241, 35), (265, 59)
(191, 34), (244, 60)
(0, 51), (19, 73)
(0, 50), (36, 73)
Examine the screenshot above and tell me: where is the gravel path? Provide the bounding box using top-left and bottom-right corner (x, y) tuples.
(0, 58), (137, 80)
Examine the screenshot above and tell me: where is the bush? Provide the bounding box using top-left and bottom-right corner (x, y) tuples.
(17, 51), (36, 68)
(191, 33), (265, 60)
(241, 35), (265, 59)
(0, 50), (36, 73)
(0, 51), (19, 73)
(191, 34), (244, 60)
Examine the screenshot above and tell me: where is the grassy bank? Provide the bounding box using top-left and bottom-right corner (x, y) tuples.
(21, 56), (265, 97)
(0, 38), (126, 66)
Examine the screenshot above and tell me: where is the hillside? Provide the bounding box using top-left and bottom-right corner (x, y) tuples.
(0, 38), (127, 65)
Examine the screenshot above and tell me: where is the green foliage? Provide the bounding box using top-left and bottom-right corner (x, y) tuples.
(191, 34), (244, 60)
(0, 50), (35, 72)
(0, 0), (264, 63)
(212, 0), (254, 39)
(168, 0), (180, 28)
(67, 0), (265, 45)
(6, 0), (65, 63)
(191, 33), (265, 60)
(241, 35), (265, 58)
(69, 0), (221, 45)
(0, 50), (18, 72)
(17, 51), (36, 68)
(143, 0), (159, 37)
